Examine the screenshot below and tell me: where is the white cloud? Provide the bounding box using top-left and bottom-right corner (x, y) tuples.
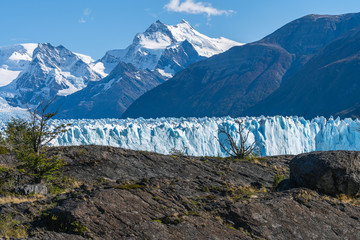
(79, 8), (92, 24)
(164, 0), (234, 17)
(83, 8), (91, 16)
(79, 18), (86, 24)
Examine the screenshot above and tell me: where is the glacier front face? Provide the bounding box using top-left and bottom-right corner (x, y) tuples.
(46, 116), (360, 157)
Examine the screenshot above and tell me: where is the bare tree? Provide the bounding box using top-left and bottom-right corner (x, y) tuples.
(26, 99), (70, 155)
(217, 119), (258, 159)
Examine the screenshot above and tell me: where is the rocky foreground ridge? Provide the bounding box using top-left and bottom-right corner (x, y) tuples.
(0, 146), (359, 239)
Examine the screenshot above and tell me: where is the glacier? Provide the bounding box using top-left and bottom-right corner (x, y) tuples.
(31, 116), (360, 157)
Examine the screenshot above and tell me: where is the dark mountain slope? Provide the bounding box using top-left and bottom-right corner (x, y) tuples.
(123, 13), (360, 119)
(245, 26), (360, 119)
(124, 43), (292, 118)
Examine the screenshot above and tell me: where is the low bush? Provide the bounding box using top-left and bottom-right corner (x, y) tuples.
(273, 173), (287, 189)
(0, 214), (28, 239)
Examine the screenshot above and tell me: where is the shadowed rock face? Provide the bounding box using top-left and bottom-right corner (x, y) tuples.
(290, 151), (360, 196)
(0, 146), (360, 239)
(123, 13), (360, 119)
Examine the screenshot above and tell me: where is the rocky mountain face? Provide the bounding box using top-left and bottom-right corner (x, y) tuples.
(0, 43), (107, 107)
(245, 25), (360, 119)
(123, 13), (360, 119)
(53, 62), (165, 119)
(0, 146), (359, 239)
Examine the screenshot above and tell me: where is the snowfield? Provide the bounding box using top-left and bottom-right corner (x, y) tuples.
(0, 43), (38, 87)
(18, 116), (359, 157)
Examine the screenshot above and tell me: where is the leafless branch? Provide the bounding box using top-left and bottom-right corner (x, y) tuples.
(217, 119), (258, 159)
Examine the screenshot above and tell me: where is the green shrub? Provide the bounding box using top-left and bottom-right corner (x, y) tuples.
(152, 219), (163, 224)
(273, 174), (286, 189)
(17, 152), (64, 184)
(0, 165), (12, 174)
(0, 146), (9, 154)
(202, 185), (210, 192)
(0, 214), (28, 239)
(70, 221), (88, 235)
(41, 211), (87, 236)
(114, 184), (145, 190)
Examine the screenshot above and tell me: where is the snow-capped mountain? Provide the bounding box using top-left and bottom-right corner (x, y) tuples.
(49, 19), (242, 119)
(0, 43), (107, 106)
(0, 19), (242, 118)
(100, 20), (242, 78)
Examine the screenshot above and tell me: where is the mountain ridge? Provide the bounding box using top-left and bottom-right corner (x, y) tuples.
(52, 19), (241, 119)
(123, 12), (360, 119)
(0, 20), (240, 118)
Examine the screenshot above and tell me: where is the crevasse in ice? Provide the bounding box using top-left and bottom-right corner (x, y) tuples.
(43, 116), (360, 157)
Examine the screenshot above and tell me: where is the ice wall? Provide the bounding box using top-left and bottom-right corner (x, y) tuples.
(46, 116), (360, 157)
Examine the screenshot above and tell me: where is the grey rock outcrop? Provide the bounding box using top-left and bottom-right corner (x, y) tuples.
(290, 151), (360, 196)
(18, 184), (48, 195)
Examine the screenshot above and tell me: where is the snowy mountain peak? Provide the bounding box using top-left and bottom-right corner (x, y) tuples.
(100, 19), (243, 77)
(167, 21), (242, 58)
(134, 21), (176, 50)
(180, 19), (190, 24)
(176, 19), (194, 29)
(146, 20), (169, 33)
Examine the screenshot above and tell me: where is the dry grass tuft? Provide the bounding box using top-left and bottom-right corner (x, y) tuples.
(0, 194), (45, 204)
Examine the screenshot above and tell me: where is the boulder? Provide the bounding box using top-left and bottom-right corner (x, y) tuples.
(18, 184), (48, 195)
(290, 151), (360, 196)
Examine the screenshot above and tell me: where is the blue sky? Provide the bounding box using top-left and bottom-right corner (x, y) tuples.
(2, 0), (360, 59)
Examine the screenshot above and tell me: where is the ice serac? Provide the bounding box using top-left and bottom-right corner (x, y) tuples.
(99, 20), (242, 78)
(0, 43), (107, 106)
(44, 116), (360, 157)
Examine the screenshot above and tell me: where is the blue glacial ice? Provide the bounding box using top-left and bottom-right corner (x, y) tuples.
(42, 116), (360, 157)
